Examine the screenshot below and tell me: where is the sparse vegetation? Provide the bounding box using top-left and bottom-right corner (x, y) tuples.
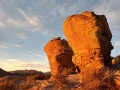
(0, 76), (35, 90)
(53, 74), (67, 90)
(0, 71), (51, 90)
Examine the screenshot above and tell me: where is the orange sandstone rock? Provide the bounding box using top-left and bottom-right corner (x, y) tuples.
(44, 37), (75, 77)
(64, 11), (113, 88)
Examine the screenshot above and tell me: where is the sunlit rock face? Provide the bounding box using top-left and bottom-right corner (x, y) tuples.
(64, 11), (113, 87)
(44, 37), (75, 77)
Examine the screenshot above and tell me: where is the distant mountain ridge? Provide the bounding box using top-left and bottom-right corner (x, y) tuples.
(0, 68), (11, 77)
(0, 68), (44, 77)
(10, 69), (43, 74)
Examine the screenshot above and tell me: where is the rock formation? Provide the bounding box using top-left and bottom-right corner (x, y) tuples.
(64, 11), (113, 88)
(44, 37), (75, 77)
(115, 55), (120, 64)
(112, 55), (120, 69)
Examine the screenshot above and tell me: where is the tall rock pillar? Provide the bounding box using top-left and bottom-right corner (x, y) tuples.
(64, 11), (113, 88)
(44, 37), (75, 78)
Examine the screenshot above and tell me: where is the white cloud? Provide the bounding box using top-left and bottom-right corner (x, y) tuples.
(0, 8), (53, 38)
(27, 52), (47, 59)
(93, 0), (120, 25)
(16, 33), (28, 40)
(114, 41), (120, 48)
(6, 14), (40, 29)
(0, 21), (5, 27)
(54, 2), (80, 17)
(19, 9), (39, 26)
(0, 43), (23, 49)
(93, 0), (120, 45)
(35, 54), (47, 59)
(0, 59), (50, 72)
(0, 8), (47, 32)
(0, 51), (9, 56)
(0, 45), (10, 49)
(14, 44), (22, 48)
(114, 25), (120, 29)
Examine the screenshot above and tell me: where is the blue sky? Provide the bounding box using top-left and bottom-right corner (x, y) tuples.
(0, 0), (120, 72)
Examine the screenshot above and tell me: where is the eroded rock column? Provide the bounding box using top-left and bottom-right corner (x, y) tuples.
(44, 37), (75, 77)
(64, 11), (113, 88)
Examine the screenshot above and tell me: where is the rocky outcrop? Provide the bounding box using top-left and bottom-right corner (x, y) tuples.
(64, 11), (113, 88)
(112, 55), (120, 69)
(115, 55), (120, 64)
(44, 37), (75, 77)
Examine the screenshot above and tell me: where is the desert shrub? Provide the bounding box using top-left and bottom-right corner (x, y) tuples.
(34, 73), (50, 80)
(0, 73), (50, 90)
(78, 67), (117, 90)
(53, 75), (67, 90)
(15, 75), (35, 89)
(0, 76), (36, 90)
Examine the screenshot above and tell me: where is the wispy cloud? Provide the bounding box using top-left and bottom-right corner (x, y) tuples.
(0, 45), (10, 49)
(0, 51), (9, 56)
(0, 21), (6, 27)
(0, 43), (22, 49)
(0, 44), (10, 49)
(16, 33), (28, 40)
(0, 6), (52, 37)
(93, 0), (120, 47)
(19, 9), (39, 27)
(56, 3), (80, 17)
(93, 0), (120, 25)
(14, 44), (22, 48)
(0, 9), (40, 30)
(114, 41), (120, 48)
(27, 52), (47, 59)
(0, 59), (50, 72)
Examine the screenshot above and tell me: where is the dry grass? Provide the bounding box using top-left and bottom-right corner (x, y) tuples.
(53, 74), (67, 90)
(0, 73), (50, 90)
(1, 70), (120, 90)
(76, 67), (118, 90)
(0, 76), (35, 90)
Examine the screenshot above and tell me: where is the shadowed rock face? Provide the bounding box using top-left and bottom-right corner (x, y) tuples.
(64, 11), (113, 87)
(44, 37), (75, 77)
(112, 55), (120, 69)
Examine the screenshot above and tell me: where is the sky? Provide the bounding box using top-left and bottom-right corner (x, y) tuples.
(0, 0), (120, 72)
